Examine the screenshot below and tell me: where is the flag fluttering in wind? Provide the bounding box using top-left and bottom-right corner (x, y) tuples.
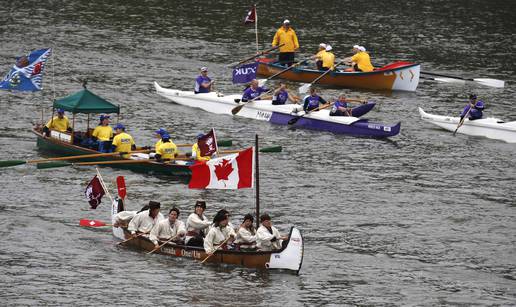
(85, 175), (105, 209)
(0, 48), (52, 91)
(189, 147), (254, 189)
(244, 5), (256, 24)
(198, 129), (218, 157)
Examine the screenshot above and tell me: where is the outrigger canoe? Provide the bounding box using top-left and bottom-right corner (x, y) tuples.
(418, 108), (516, 143)
(257, 59), (421, 92)
(154, 82), (401, 138)
(111, 198), (304, 273)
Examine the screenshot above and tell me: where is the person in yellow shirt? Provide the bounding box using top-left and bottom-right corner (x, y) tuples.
(311, 43), (326, 70)
(153, 128), (167, 150)
(321, 45), (336, 71)
(43, 109), (71, 136)
(111, 123), (135, 158)
(272, 19), (299, 67)
(191, 133), (212, 161)
(155, 133), (178, 162)
(344, 45), (374, 72)
(92, 115), (113, 153)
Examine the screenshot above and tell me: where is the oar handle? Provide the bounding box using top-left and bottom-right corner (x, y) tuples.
(266, 59), (308, 80)
(200, 236), (232, 264)
(453, 105), (472, 135)
(147, 235), (179, 255)
(310, 61), (344, 85)
(27, 149), (151, 164)
(117, 232), (148, 245)
(233, 44), (284, 67)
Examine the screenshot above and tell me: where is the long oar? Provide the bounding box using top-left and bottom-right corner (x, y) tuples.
(453, 105), (472, 136)
(117, 232), (148, 246)
(229, 44), (284, 68)
(79, 219), (112, 227)
(174, 139), (232, 148)
(257, 58), (309, 87)
(36, 157), (193, 169)
(421, 71), (504, 88)
(288, 101), (336, 125)
(0, 149), (151, 168)
(298, 61), (345, 94)
(147, 235), (179, 255)
(200, 236), (232, 264)
(231, 89), (274, 115)
(219, 146), (282, 154)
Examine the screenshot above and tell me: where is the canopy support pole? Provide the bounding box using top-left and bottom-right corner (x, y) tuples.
(86, 114), (90, 136)
(71, 113), (75, 144)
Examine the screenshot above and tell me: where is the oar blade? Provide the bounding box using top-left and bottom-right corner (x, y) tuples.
(0, 160), (26, 168)
(80, 219), (108, 227)
(257, 79), (267, 87)
(231, 104), (245, 115)
(288, 116), (301, 125)
(217, 139), (232, 147)
(36, 161), (72, 169)
(473, 78), (505, 88)
(298, 83), (310, 94)
(259, 146), (282, 153)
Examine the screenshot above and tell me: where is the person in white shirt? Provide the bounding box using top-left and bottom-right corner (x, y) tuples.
(127, 201), (164, 237)
(149, 207), (186, 248)
(235, 214), (257, 251)
(204, 210), (235, 254)
(256, 213), (288, 251)
(185, 200), (211, 246)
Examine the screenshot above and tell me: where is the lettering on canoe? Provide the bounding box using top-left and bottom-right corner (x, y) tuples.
(368, 124), (382, 130)
(256, 110), (272, 121)
(383, 126), (391, 132)
(160, 246), (202, 259)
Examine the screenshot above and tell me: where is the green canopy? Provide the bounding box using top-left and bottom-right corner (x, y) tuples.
(53, 89), (120, 114)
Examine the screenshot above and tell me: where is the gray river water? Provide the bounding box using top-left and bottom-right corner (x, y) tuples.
(0, 0), (515, 305)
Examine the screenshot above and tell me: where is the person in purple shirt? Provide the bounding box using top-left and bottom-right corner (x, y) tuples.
(460, 94), (485, 120)
(329, 95), (353, 116)
(303, 88), (327, 112)
(242, 79), (269, 101)
(194, 67), (214, 94)
(271, 82), (300, 105)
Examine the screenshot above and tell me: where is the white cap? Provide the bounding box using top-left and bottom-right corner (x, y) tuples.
(353, 45), (360, 49)
(358, 46), (366, 52)
(200, 67), (208, 72)
(325, 45), (332, 51)
(319, 43), (326, 49)
(283, 19), (290, 24)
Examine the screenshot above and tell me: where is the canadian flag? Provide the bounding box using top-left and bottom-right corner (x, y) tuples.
(244, 5), (256, 24)
(189, 147), (254, 189)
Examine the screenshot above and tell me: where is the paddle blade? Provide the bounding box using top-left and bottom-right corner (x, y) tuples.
(473, 78), (505, 88)
(288, 116), (301, 125)
(116, 176), (126, 200)
(80, 219), (108, 227)
(259, 146), (282, 153)
(257, 79), (267, 87)
(36, 161), (72, 169)
(298, 83), (310, 94)
(0, 160), (26, 168)
(231, 104), (245, 115)
(433, 77), (466, 84)
(217, 139), (232, 147)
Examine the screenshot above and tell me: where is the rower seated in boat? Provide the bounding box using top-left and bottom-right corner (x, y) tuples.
(321, 44), (335, 71)
(303, 88), (327, 112)
(460, 94), (485, 121)
(343, 45), (374, 72)
(127, 201), (164, 237)
(154, 133), (178, 162)
(194, 67), (214, 94)
(185, 200), (211, 246)
(234, 214), (257, 251)
(329, 95), (355, 116)
(92, 114), (113, 153)
(42, 108), (72, 136)
(153, 128), (167, 150)
(112, 123), (136, 158)
(204, 210), (236, 254)
(256, 213), (289, 251)
(271, 82), (300, 105)
(311, 43), (327, 70)
(149, 207), (186, 248)
(192, 133), (215, 161)
(242, 79), (269, 102)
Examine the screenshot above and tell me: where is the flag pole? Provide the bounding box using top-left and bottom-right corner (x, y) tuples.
(255, 133), (260, 229)
(96, 167), (114, 203)
(254, 4), (259, 52)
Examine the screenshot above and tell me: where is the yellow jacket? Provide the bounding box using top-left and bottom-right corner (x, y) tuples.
(272, 27), (299, 53)
(321, 52), (335, 70)
(45, 116), (70, 132)
(192, 143), (211, 161)
(351, 52), (374, 72)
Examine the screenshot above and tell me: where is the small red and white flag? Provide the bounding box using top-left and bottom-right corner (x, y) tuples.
(198, 129), (218, 157)
(189, 147), (254, 189)
(244, 5), (256, 24)
(85, 175), (105, 209)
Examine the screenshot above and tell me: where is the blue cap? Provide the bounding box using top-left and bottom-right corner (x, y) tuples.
(155, 128), (167, 136)
(196, 133), (204, 139)
(100, 114), (110, 120)
(57, 108), (65, 114)
(162, 133), (170, 139)
(114, 123), (125, 130)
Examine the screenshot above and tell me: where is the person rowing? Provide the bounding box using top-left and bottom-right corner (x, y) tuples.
(303, 88), (327, 112)
(111, 123), (136, 158)
(185, 200), (211, 247)
(242, 79), (269, 102)
(92, 114), (113, 153)
(460, 94), (485, 121)
(271, 82), (300, 105)
(343, 45), (374, 72)
(311, 43), (327, 70)
(234, 214), (257, 251)
(127, 201), (164, 237)
(191, 133), (214, 161)
(321, 44), (336, 71)
(154, 133), (178, 162)
(42, 108), (72, 136)
(149, 207), (186, 248)
(329, 95), (364, 116)
(204, 210), (236, 254)
(153, 128), (167, 150)
(256, 213), (289, 251)
(194, 67), (214, 94)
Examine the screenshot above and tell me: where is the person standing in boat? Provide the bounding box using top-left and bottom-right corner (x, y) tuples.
(235, 214), (257, 251)
(92, 115), (113, 153)
(185, 200), (212, 246)
(256, 213), (289, 251)
(128, 201), (164, 237)
(311, 43), (327, 71)
(272, 19), (299, 66)
(321, 44), (336, 71)
(194, 67), (214, 94)
(149, 207), (186, 248)
(271, 82), (300, 105)
(242, 79), (269, 102)
(42, 108), (72, 136)
(343, 45), (374, 72)
(111, 123), (136, 158)
(303, 88), (327, 112)
(204, 210), (236, 254)
(154, 133), (178, 162)
(460, 94), (485, 121)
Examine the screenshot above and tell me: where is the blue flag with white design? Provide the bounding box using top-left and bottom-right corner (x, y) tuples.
(232, 62), (258, 84)
(0, 48), (52, 91)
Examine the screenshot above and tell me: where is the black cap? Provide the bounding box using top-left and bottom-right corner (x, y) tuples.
(148, 201), (161, 210)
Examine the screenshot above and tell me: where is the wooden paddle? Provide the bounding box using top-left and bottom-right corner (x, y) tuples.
(200, 236), (232, 264)
(219, 146), (282, 154)
(453, 105), (473, 136)
(173, 139), (232, 148)
(36, 157), (194, 169)
(257, 58), (309, 87)
(0, 149), (151, 168)
(421, 71), (504, 88)
(229, 44), (284, 68)
(231, 89), (274, 115)
(117, 232), (148, 245)
(298, 61), (345, 94)
(147, 235), (179, 255)
(288, 101), (336, 125)
(79, 219), (112, 227)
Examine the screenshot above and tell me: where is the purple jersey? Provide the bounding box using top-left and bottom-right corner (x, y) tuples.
(303, 94), (326, 111)
(460, 101), (485, 120)
(273, 89), (289, 104)
(195, 75), (211, 93)
(242, 86), (268, 101)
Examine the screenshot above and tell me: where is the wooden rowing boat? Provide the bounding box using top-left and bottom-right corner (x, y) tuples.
(257, 59), (420, 92)
(418, 108), (516, 143)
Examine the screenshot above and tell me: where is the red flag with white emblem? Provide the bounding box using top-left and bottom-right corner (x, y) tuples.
(85, 175), (105, 209)
(244, 5), (256, 24)
(189, 147), (254, 189)
(198, 128), (218, 157)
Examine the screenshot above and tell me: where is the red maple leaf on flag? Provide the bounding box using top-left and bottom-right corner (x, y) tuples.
(214, 159), (233, 181)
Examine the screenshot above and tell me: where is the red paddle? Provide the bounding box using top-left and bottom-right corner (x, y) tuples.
(116, 176), (126, 200)
(79, 219), (111, 227)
